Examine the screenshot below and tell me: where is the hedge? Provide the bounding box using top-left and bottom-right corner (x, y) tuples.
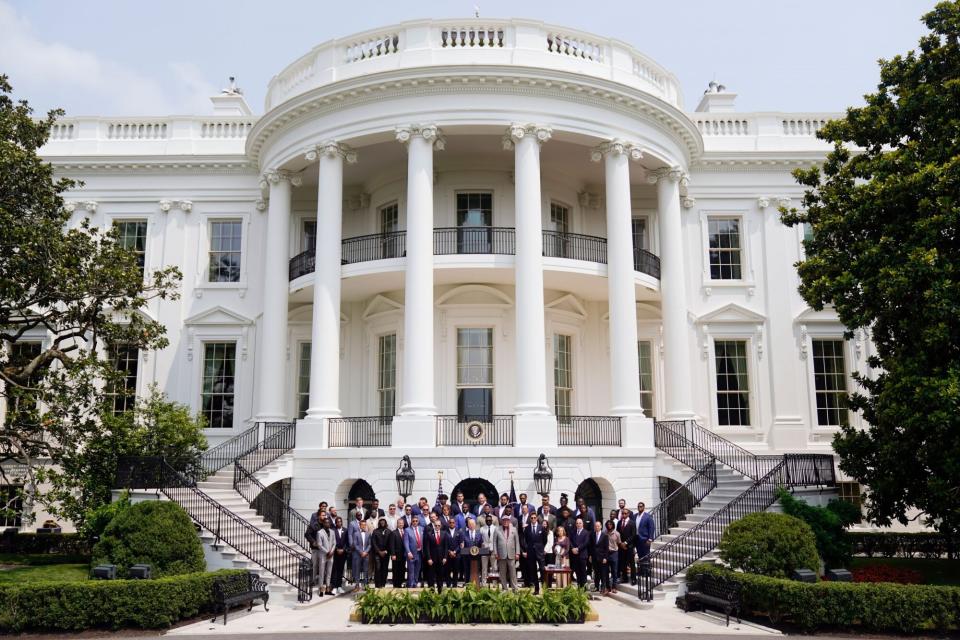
(686, 563), (960, 633)
(355, 585), (590, 624)
(849, 531), (958, 559)
(0, 531), (92, 556)
(718, 512), (820, 579)
(0, 569), (246, 632)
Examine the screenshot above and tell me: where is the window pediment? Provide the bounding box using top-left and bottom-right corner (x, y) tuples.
(183, 306), (253, 326)
(696, 303), (765, 325)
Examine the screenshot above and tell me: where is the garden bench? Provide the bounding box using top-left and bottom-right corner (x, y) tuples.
(211, 571), (269, 624)
(676, 573), (742, 626)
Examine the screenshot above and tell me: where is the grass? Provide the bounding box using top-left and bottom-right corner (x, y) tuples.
(0, 563), (89, 583)
(0, 552), (90, 566)
(850, 557), (960, 586)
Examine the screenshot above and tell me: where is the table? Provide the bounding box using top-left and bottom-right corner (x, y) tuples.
(545, 566), (572, 589)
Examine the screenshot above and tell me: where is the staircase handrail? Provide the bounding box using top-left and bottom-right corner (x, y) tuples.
(199, 423), (260, 477)
(648, 457), (717, 542)
(653, 420), (717, 471)
(234, 459), (310, 552)
(116, 456), (312, 602)
(237, 421), (296, 476)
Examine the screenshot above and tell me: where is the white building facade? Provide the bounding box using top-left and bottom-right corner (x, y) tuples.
(39, 19), (868, 523)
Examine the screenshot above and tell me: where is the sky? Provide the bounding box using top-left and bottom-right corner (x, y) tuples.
(0, 0), (940, 117)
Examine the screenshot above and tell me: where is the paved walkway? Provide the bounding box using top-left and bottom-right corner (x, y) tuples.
(167, 592), (780, 636)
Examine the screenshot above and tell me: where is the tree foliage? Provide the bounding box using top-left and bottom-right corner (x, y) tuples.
(0, 75), (181, 523)
(719, 512), (821, 578)
(781, 2), (960, 532)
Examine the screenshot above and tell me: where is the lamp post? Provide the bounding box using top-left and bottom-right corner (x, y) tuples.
(533, 453), (553, 497)
(395, 455), (415, 501)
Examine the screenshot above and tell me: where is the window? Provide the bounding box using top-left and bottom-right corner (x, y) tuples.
(553, 334), (573, 421)
(201, 342), (236, 428)
(208, 220), (242, 283)
(114, 220), (147, 276)
(638, 341), (655, 419)
(714, 340), (750, 426)
(837, 482), (863, 523)
(456, 192), (492, 227)
(302, 220), (317, 253)
(110, 344), (139, 415)
(297, 342), (311, 419)
(9, 341), (42, 414)
(549, 203), (570, 234)
(456, 328), (493, 419)
(379, 203), (402, 259)
(802, 222), (814, 245)
(707, 218), (742, 280)
(377, 334), (397, 418)
(812, 339), (849, 427)
(632, 218), (648, 251)
(0, 485), (23, 528)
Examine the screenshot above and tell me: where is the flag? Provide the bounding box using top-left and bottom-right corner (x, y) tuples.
(435, 474), (444, 509)
(509, 476), (518, 516)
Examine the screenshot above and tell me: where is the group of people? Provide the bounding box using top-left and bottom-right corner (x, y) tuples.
(303, 490), (656, 597)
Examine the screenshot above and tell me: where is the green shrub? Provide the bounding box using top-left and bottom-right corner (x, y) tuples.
(848, 531), (958, 558)
(355, 585), (590, 624)
(0, 569), (244, 632)
(777, 488), (857, 569)
(0, 531), (91, 556)
(80, 491), (132, 543)
(719, 512), (820, 578)
(91, 501), (204, 577)
(687, 563), (960, 633)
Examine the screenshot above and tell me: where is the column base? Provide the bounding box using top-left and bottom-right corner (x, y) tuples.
(769, 417), (807, 451)
(515, 414), (557, 448)
(295, 417), (328, 451)
(664, 410), (698, 421)
(621, 414), (655, 452)
(392, 415), (436, 448)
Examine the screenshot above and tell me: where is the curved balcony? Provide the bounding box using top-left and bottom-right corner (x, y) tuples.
(288, 227), (661, 281)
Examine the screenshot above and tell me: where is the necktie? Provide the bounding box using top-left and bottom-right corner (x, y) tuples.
(415, 528), (421, 549)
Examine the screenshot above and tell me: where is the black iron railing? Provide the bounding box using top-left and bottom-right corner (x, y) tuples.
(436, 415), (515, 446)
(557, 416), (622, 446)
(328, 416), (393, 447)
(542, 230), (607, 264)
(654, 420), (715, 471)
(434, 227), (516, 255)
(289, 249), (315, 281)
(116, 456), (312, 602)
(238, 422), (295, 475)
(634, 248), (661, 279)
(649, 458), (717, 539)
(342, 231), (407, 264)
(234, 460), (310, 552)
(199, 424), (261, 478)
(655, 420), (764, 480)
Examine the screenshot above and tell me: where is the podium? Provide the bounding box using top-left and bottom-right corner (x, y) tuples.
(458, 546), (491, 586)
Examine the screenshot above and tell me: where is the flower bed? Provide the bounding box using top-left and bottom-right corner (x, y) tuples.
(851, 563), (923, 584)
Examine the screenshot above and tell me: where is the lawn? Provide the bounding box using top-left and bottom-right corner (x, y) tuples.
(850, 557), (960, 586)
(0, 563), (89, 583)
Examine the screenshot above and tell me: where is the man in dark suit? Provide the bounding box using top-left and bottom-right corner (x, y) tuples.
(371, 518), (392, 588)
(521, 513), (548, 594)
(634, 502), (656, 575)
(537, 494), (557, 518)
(616, 508), (636, 586)
(473, 492), (490, 516)
(451, 491), (469, 517)
(617, 498), (633, 519)
(370, 499), (386, 519)
(403, 514), (424, 587)
(331, 516), (350, 594)
(575, 497), (597, 531)
(422, 512), (451, 592)
(590, 521), (611, 594)
(570, 517), (590, 588)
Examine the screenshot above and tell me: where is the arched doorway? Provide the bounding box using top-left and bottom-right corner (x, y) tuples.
(347, 479), (376, 512)
(575, 478), (602, 524)
(451, 477), (498, 509)
(658, 476), (692, 532)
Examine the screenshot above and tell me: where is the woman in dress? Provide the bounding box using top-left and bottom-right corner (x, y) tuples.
(553, 525), (571, 588)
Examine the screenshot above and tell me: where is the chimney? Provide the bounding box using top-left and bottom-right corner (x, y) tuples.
(210, 76), (253, 116)
(695, 81), (737, 113)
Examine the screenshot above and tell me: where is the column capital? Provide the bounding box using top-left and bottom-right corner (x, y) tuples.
(681, 196), (697, 209)
(259, 169), (302, 190)
(645, 166), (689, 187)
(304, 141), (358, 164)
(590, 139), (643, 163)
(756, 196), (771, 209)
(395, 124), (445, 150)
(776, 196), (792, 208)
(502, 123), (552, 150)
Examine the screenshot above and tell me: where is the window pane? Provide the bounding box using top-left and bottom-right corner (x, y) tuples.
(632, 218), (647, 251)
(10, 341), (42, 413)
(209, 220), (242, 282)
(378, 334), (397, 417)
(297, 342), (311, 420)
(456, 329), (493, 417)
(115, 220), (148, 275)
(553, 334), (573, 418)
(708, 218), (742, 280)
(550, 203), (570, 233)
(201, 342), (236, 428)
(714, 340), (750, 426)
(110, 344), (140, 415)
(638, 341), (654, 419)
(812, 339), (848, 427)
(302, 220), (317, 252)
(456, 192), (492, 227)
(380, 203), (399, 233)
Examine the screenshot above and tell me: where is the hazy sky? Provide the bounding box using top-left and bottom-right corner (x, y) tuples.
(0, 0), (939, 116)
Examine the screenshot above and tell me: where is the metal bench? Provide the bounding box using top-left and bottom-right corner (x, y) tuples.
(211, 572), (269, 624)
(676, 573), (742, 626)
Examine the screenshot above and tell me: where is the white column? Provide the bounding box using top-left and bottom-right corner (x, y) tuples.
(505, 124), (556, 447)
(256, 170), (298, 423)
(304, 143), (356, 430)
(392, 125), (443, 448)
(654, 167), (695, 420)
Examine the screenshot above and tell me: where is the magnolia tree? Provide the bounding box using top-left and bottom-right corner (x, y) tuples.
(782, 2), (960, 533)
(0, 75), (186, 525)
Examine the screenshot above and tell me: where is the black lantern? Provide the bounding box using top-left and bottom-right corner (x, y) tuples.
(533, 453), (553, 497)
(395, 455), (415, 500)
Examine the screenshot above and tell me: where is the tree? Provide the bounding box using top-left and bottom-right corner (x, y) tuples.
(0, 75), (181, 524)
(782, 2), (960, 532)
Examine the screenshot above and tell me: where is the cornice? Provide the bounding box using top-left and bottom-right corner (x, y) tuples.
(691, 151), (827, 173)
(47, 154), (255, 174)
(246, 65), (704, 167)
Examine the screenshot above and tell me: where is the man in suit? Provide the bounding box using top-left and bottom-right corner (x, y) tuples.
(390, 516), (408, 588)
(459, 518), (485, 584)
(444, 515), (462, 587)
(370, 499), (386, 519)
(331, 516), (350, 594)
(493, 510), (520, 591)
(575, 498), (597, 531)
(616, 508), (637, 586)
(309, 502), (329, 527)
(411, 496), (430, 518)
(451, 491), (469, 517)
(617, 498), (633, 519)
(350, 519), (371, 587)
(521, 513), (548, 594)
(371, 518), (392, 588)
(570, 517), (590, 588)
(351, 498), (370, 524)
(422, 512), (451, 592)
(496, 493), (511, 521)
(634, 502), (656, 578)
(474, 492), (490, 516)
(537, 494), (557, 519)
(479, 514), (497, 582)
(403, 514), (424, 588)
(590, 520), (611, 594)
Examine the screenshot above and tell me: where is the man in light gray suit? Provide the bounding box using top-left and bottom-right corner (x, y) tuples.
(492, 507), (520, 591)
(350, 519), (372, 587)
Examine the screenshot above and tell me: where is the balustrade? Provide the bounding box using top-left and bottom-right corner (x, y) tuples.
(436, 415), (515, 446)
(328, 417), (393, 447)
(557, 416), (622, 446)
